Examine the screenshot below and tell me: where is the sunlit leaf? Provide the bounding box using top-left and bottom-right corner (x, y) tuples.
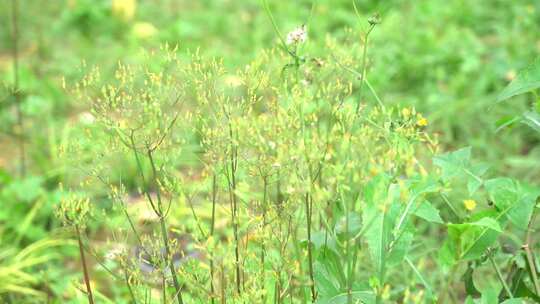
(413, 200), (444, 224)
(497, 58), (540, 102)
(485, 178), (540, 230)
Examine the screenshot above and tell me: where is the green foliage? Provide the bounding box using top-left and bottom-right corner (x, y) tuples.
(498, 58), (540, 103)
(1, 0), (540, 303)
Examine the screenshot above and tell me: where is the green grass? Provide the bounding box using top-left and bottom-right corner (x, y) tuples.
(1, 0), (540, 303)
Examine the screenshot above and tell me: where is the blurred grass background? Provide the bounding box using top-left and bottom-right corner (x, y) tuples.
(0, 0), (539, 302)
(1, 0), (539, 180)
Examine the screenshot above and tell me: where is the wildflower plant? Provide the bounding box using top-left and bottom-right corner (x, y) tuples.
(54, 4), (540, 304)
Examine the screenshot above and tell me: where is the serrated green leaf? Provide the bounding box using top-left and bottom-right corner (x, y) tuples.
(467, 163), (490, 195)
(485, 178), (540, 230)
(310, 231), (340, 256)
(433, 148), (488, 194)
(314, 250), (346, 298)
(509, 266), (540, 302)
(314, 262), (340, 298)
(408, 175), (441, 196)
(497, 58), (540, 102)
(438, 238), (457, 267)
(446, 217), (502, 261)
(413, 200), (444, 224)
(433, 147), (472, 180)
(386, 231), (413, 266)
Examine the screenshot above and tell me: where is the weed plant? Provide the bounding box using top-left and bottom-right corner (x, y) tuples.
(1, 1), (540, 303)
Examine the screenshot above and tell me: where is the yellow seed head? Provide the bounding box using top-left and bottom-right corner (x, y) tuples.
(401, 107), (411, 118)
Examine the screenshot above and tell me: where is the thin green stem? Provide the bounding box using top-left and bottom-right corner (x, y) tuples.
(355, 24), (375, 116)
(129, 133), (159, 215)
(440, 192), (461, 221)
(11, 0), (25, 177)
(124, 266), (138, 304)
(147, 149), (184, 304)
(210, 174), (217, 304)
(226, 119), (242, 294)
(488, 253), (513, 298)
(405, 257), (433, 297)
(345, 195), (352, 304)
(305, 193), (316, 302)
(261, 0), (294, 58)
(524, 209), (540, 295)
(260, 176), (268, 303)
(76, 225), (95, 304)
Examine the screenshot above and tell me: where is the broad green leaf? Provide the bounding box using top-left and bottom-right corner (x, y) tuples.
(335, 212), (362, 240)
(433, 148), (489, 195)
(433, 147), (472, 180)
(501, 299), (526, 304)
(523, 111), (540, 133)
(314, 262), (340, 298)
(497, 58), (540, 102)
(321, 291), (376, 304)
(391, 176), (439, 245)
(468, 217), (503, 233)
(438, 238), (457, 268)
(480, 287), (498, 304)
(467, 163), (490, 195)
(485, 178), (540, 230)
(459, 221), (501, 261)
(310, 231), (340, 256)
(495, 115), (521, 133)
(509, 266), (540, 302)
(413, 200), (444, 224)
(386, 230), (413, 266)
(464, 296), (475, 304)
(363, 175), (400, 277)
(408, 175), (441, 196)
(314, 249), (346, 298)
(445, 217), (502, 262)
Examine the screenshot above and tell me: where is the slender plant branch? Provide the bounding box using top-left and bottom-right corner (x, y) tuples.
(524, 209), (540, 295)
(11, 0), (25, 177)
(405, 256), (433, 297)
(76, 225), (95, 304)
(355, 23), (376, 116)
(123, 266), (138, 304)
(305, 193), (316, 302)
(261, 0), (294, 58)
(488, 252), (513, 299)
(225, 117), (242, 294)
(210, 174), (217, 304)
(260, 176), (268, 303)
(146, 148), (184, 304)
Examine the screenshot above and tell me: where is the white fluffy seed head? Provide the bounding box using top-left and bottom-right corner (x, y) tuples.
(286, 25), (307, 45)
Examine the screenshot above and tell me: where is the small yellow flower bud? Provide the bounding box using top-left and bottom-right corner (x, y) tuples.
(463, 199), (477, 211)
(416, 116), (428, 127)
